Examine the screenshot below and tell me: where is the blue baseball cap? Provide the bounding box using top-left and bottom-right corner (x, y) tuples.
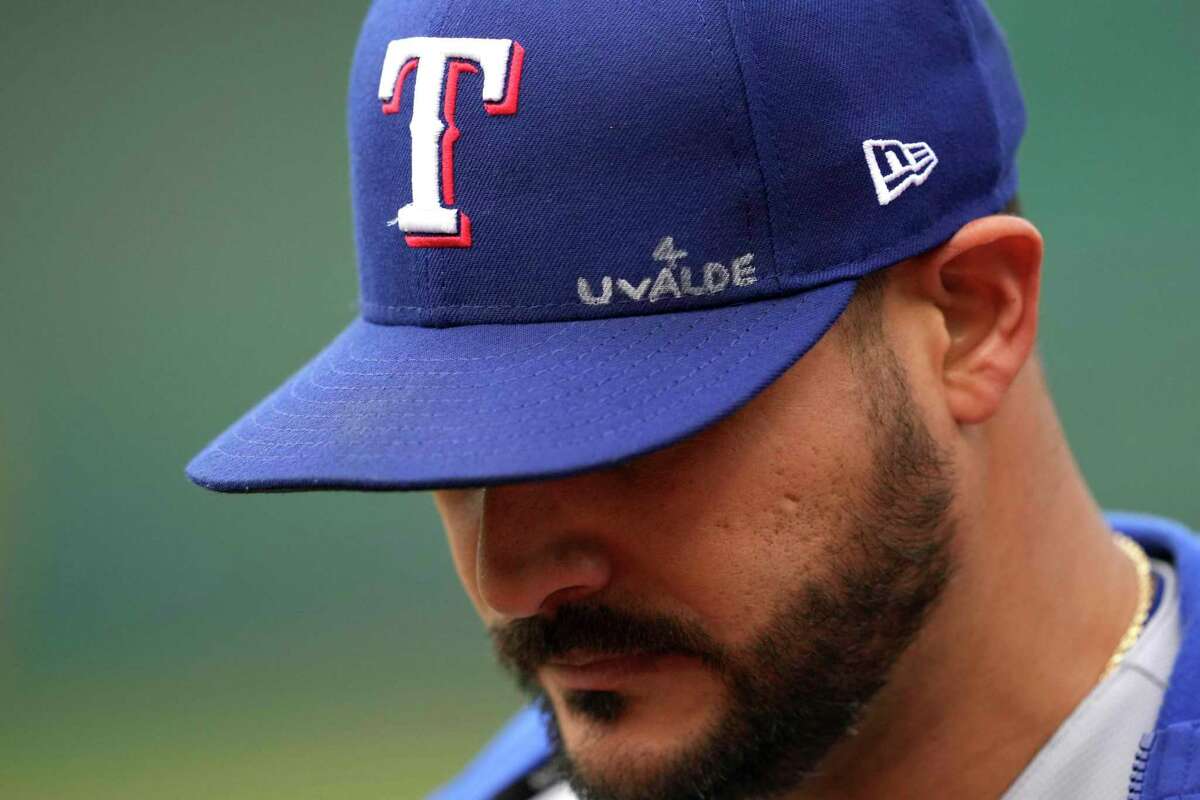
(187, 0), (1024, 492)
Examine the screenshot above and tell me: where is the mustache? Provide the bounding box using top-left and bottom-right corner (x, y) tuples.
(491, 603), (725, 680)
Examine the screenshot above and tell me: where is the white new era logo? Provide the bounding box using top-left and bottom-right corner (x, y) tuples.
(863, 139), (938, 206)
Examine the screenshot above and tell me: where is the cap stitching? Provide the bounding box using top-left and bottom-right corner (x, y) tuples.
(267, 309), (710, 413)
(206, 281), (854, 468)
(337, 326), (573, 364)
(413, 0), (456, 320)
(211, 302), (789, 457)
(224, 305), (761, 445)
(692, 0), (763, 289)
(944, 0), (1005, 194)
(713, 0), (782, 291)
(324, 325), (667, 385)
(335, 315), (675, 373)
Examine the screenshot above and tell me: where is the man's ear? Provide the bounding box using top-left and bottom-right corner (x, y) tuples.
(911, 214), (1043, 425)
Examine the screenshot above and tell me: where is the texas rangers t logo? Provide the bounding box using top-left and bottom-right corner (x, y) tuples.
(378, 37), (525, 248)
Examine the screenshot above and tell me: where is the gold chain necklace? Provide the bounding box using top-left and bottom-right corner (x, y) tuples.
(1097, 533), (1153, 682)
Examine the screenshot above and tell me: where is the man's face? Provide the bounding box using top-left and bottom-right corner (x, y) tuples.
(434, 308), (958, 800)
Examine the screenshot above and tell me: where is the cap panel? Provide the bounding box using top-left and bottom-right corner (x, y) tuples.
(349, 0), (778, 327)
(957, 0), (1027, 173)
(725, 0), (1018, 288)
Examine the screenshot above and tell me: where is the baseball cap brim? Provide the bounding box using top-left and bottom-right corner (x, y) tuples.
(186, 279), (856, 493)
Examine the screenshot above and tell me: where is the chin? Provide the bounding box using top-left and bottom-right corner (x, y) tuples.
(558, 720), (697, 800)
(548, 686), (721, 775)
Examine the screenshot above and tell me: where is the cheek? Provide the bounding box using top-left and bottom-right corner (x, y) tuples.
(621, 474), (855, 645)
(637, 403), (868, 638)
(433, 491), (487, 616)
(673, 503), (842, 640)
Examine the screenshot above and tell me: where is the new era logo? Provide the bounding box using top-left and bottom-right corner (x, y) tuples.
(863, 139), (938, 206)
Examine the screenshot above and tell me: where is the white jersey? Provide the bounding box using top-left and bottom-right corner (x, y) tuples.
(1001, 558), (1181, 799)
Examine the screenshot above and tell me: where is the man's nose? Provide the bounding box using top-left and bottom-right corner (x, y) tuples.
(475, 480), (613, 620)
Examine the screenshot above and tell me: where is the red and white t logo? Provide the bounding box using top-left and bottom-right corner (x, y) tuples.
(378, 37), (525, 248)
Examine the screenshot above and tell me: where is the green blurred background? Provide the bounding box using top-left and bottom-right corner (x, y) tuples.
(1, 1), (1196, 797)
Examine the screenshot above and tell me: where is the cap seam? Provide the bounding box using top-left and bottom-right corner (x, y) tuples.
(709, 0), (783, 291)
(692, 0), (761, 289)
(414, 0), (457, 324)
(945, 0), (1005, 193)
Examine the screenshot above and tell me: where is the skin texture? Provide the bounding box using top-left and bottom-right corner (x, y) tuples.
(434, 214), (1141, 799)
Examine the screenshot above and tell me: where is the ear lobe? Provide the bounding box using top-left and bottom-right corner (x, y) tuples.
(928, 215), (1043, 425)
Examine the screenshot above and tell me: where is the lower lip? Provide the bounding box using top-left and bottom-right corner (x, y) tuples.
(543, 654), (683, 690)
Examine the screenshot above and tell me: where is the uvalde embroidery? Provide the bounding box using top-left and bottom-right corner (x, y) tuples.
(577, 237), (756, 306)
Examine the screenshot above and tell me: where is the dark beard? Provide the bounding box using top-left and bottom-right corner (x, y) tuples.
(491, 345), (956, 800)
